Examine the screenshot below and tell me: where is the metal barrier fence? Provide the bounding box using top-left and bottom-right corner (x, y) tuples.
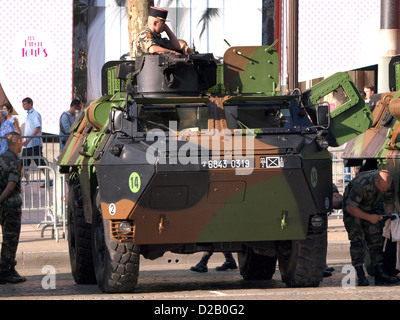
(330, 146), (355, 219)
(0, 135), (351, 241)
(0, 135), (68, 242)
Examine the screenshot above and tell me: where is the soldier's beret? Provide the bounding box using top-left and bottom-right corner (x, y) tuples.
(149, 6), (168, 21)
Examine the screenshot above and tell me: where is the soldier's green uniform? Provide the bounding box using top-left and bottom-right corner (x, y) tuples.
(0, 148), (22, 274)
(136, 27), (177, 57)
(342, 170), (394, 268)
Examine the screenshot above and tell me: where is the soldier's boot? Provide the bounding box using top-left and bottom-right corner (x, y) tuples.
(2, 271), (26, 284)
(190, 253), (212, 273)
(216, 253), (238, 271)
(8, 267), (27, 283)
(0, 270), (26, 284)
(374, 265), (400, 285)
(0, 262), (27, 284)
(355, 266), (369, 286)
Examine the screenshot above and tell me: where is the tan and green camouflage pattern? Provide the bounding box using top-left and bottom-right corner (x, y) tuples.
(58, 45), (370, 245)
(343, 91), (400, 205)
(342, 55), (400, 211)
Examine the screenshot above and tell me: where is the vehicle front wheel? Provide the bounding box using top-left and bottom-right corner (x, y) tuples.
(91, 191), (140, 293)
(277, 229), (327, 288)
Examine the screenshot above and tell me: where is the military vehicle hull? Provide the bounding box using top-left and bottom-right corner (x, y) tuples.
(94, 134), (332, 244)
(59, 46), (371, 292)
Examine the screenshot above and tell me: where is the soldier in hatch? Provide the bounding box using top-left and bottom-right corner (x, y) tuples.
(136, 6), (192, 57)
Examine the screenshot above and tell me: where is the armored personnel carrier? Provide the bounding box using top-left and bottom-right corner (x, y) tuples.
(58, 45), (372, 293)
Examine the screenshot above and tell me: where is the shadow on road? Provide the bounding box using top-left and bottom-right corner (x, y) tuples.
(0, 263), (356, 299)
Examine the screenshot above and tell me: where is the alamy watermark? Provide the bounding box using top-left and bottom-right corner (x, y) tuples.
(145, 122), (255, 175)
(341, 265), (356, 289)
(41, 265), (56, 290)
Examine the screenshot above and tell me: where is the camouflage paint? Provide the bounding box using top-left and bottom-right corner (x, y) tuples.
(58, 46), (369, 246)
(342, 57), (400, 214)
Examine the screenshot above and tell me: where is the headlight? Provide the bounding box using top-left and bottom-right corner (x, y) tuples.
(310, 215), (324, 228)
(118, 221), (132, 234)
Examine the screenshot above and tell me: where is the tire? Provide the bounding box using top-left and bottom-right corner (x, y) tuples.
(238, 247), (277, 280)
(67, 183), (96, 284)
(91, 190), (140, 293)
(277, 230), (327, 288)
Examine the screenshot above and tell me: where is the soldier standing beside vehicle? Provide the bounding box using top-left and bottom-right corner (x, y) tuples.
(343, 170), (400, 286)
(0, 132), (26, 284)
(190, 252), (237, 273)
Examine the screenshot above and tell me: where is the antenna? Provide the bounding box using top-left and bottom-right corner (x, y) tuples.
(224, 39), (231, 47)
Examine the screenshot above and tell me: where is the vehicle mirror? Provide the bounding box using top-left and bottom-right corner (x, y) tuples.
(110, 108), (124, 133)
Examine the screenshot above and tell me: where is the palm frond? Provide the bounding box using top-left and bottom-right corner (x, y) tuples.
(197, 8), (220, 38)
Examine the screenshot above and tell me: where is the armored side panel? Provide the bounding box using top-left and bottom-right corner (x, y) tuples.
(303, 72), (373, 147)
(343, 90), (400, 166)
(223, 45), (279, 95)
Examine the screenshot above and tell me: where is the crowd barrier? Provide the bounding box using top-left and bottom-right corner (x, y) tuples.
(21, 158), (67, 242)
(0, 135), (68, 242)
(330, 147), (355, 219)
(0, 135), (351, 241)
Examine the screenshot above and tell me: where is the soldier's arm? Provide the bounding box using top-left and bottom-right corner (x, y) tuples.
(346, 205), (383, 224)
(148, 45), (179, 55)
(0, 181), (17, 205)
(161, 24), (181, 51)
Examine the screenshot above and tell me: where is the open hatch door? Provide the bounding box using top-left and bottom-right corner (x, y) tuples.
(303, 72), (373, 146)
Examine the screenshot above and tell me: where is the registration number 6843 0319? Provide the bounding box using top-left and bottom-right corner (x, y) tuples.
(202, 159), (254, 169)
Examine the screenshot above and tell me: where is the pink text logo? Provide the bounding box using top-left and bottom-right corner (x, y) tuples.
(22, 35), (48, 58)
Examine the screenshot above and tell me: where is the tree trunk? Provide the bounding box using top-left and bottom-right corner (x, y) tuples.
(127, 0), (154, 58)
